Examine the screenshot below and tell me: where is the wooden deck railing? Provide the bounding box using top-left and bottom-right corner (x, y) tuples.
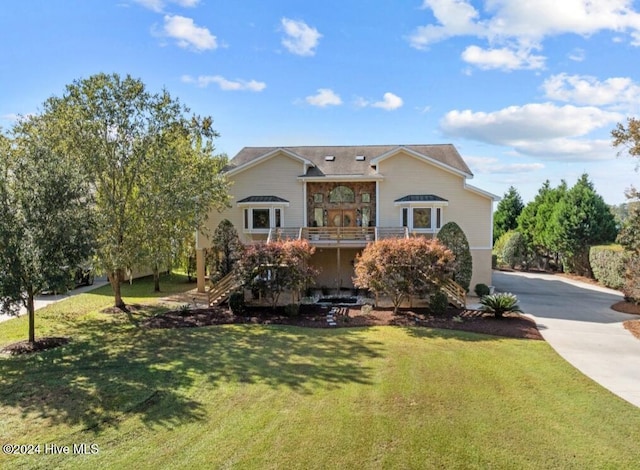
(208, 272), (242, 306)
(441, 278), (466, 309)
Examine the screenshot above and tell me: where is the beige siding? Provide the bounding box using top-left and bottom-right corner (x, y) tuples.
(311, 248), (361, 290)
(199, 152), (306, 249)
(377, 151), (494, 289)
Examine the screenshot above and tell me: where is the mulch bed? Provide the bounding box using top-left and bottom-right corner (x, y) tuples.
(142, 304), (543, 340)
(1, 337), (70, 355)
(611, 301), (640, 341)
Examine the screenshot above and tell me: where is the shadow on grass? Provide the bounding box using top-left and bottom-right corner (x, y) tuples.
(0, 313), (385, 433)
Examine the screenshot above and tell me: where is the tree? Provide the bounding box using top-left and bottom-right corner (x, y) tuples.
(617, 187), (640, 254)
(0, 121), (94, 343)
(210, 219), (243, 281)
(436, 222), (472, 292)
(517, 180), (567, 269)
(353, 238), (455, 313)
(237, 240), (317, 309)
(493, 186), (524, 243)
(612, 117), (640, 168)
(502, 232), (527, 269)
(552, 174), (617, 276)
(40, 73), (229, 306)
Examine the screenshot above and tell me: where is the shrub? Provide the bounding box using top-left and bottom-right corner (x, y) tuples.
(474, 283), (491, 297)
(178, 303), (191, 315)
(623, 254), (640, 304)
(229, 291), (245, 315)
(503, 232), (527, 269)
(479, 292), (523, 318)
(493, 230), (516, 267)
(492, 254), (498, 269)
(284, 303), (300, 317)
(437, 222), (472, 292)
(361, 304), (373, 315)
(589, 245), (627, 290)
(429, 290), (449, 316)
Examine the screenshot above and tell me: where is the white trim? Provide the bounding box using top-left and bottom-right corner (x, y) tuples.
(398, 205), (444, 232)
(302, 176), (307, 228)
(371, 146), (473, 179)
(470, 246), (493, 250)
(226, 148), (314, 177)
(242, 206), (286, 233)
(298, 175), (384, 182)
(464, 182), (500, 201)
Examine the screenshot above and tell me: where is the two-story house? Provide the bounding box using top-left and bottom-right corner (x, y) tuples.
(195, 145), (498, 296)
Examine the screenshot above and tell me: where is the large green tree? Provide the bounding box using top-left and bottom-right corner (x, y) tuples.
(210, 219), (243, 281)
(552, 174), (617, 276)
(493, 186), (524, 243)
(0, 121), (94, 343)
(517, 180), (567, 269)
(436, 222), (472, 292)
(40, 73), (229, 307)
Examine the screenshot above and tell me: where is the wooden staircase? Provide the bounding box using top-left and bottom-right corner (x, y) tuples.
(208, 272), (243, 306)
(441, 278), (466, 309)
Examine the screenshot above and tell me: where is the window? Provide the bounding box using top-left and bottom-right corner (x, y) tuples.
(242, 207), (285, 232)
(400, 207), (443, 231)
(329, 186), (355, 203)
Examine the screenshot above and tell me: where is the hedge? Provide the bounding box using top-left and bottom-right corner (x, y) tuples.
(589, 245), (627, 290)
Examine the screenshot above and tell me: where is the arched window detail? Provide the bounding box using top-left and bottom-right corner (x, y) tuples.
(329, 186), (355, 203)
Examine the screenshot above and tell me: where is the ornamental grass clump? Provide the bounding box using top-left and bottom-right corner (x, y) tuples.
(479, 292), (523, 319)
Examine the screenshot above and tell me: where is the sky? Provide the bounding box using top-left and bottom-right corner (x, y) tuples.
(2, 1), (640, 205)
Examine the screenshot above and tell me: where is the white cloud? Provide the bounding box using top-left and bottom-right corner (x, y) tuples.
(440, 102), (621, 161)
(542, 73), (640, 107)
(568, 47), (586, 61)
(371, 92), (404, 111)
(135, 0), (200, 13)
(354, 92), (403, 110)
(441, 102), (621, 143)
(461, 44), (545, 70)
(163, 15), (217, 51)
(465, 156), (545, 174)
(305, 88), (342, 107)
(410, 0), (640, 70)
(181, 75), (266, 91)
(281, 18), (322, 56)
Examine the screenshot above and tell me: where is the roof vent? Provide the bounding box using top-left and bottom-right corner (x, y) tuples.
(355, 155), (366, 161)
(324, 155), (335, 161)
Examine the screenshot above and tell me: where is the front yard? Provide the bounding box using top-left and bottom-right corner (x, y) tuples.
(1, 275), (639, 469)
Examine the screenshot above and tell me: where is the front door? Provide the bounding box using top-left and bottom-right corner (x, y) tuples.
(328, 209), (356, 227)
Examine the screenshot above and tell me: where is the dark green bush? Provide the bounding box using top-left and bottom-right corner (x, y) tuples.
(589, 245), (627, 290)
(491, 254), (498, 269)
(284, 303), (300, 317)
(229, 291), (245, 314)
(503, 232), (527, 269)
(437, 222), (472, 292)
(474, 283), (491, 297)
(429, 290), (449, 316)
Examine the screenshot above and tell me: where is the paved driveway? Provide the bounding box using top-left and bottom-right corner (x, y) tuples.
(493, 270), (640, 408)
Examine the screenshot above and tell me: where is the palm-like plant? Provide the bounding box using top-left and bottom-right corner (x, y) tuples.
(479, 292), (523, 318)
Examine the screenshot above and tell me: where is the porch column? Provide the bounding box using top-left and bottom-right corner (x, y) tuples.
(196, 248), (206, 293)
(336, 247), (341, 291)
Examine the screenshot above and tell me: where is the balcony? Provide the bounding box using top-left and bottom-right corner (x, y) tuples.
(267, 227), (410, 246)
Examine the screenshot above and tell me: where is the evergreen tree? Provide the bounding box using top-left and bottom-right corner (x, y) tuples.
(552, 174), (618, 276)
(436, 222), (472, 291)
(493, 186), (524, 243)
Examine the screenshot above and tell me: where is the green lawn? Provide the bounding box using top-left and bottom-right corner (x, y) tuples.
(1, 274), (639, 469)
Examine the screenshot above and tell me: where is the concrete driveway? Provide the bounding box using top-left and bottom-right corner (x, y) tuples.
(493, 270), (640, 408)
(0, 277), (109, 323)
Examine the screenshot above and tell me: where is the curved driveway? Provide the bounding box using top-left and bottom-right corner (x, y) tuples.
(493, 271), (640, 408)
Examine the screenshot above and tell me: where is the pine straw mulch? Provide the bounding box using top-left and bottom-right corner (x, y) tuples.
(142, 304), (543, 341)
(611, 300), (640, 340)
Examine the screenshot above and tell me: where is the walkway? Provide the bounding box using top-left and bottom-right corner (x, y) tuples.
(493, 270), (640, 408)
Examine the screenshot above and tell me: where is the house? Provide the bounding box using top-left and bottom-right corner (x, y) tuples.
(195, 145), (498, 296)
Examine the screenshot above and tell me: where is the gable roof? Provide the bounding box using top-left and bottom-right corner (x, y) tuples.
(227, 145), (473, 178)
(394, 194), (448, 203)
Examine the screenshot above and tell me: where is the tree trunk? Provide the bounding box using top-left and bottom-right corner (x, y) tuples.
(27, 291), (35, 344)
(109, 269), (126, 310)
(153, 263), (160, 292)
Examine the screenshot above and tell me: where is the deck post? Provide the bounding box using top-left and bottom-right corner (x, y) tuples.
(196, 248), (206, 293)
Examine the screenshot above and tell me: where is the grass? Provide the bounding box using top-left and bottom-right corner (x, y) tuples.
(1, 273), (640, 469)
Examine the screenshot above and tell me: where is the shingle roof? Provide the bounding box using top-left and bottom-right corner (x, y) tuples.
(236, 196), (289, 203)
(227, 145), (473, 177)
(394, 194), (448, 203)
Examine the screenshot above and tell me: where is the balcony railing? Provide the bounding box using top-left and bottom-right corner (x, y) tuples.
(267, 226), (410, 245)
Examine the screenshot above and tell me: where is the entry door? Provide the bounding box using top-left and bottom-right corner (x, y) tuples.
(328, 209), (356, 227)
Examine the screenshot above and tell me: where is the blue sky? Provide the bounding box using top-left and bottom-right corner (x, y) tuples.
(2, 0), (640, 204)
